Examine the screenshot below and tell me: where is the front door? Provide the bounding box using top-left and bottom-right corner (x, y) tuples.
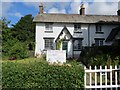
(62, 41), (68, 57)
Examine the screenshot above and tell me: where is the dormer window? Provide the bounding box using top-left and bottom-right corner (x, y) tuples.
(74, 24), (81, 33)
(45, 23), (53, 32)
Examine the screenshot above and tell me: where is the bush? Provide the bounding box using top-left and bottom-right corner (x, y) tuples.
(8, 42), (28, 59)
(79, 46), (120, 67)
(2, 38), (28, 60)
(2, 58), (84, 88)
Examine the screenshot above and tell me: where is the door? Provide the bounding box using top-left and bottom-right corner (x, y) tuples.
(62, 41), (68, 57)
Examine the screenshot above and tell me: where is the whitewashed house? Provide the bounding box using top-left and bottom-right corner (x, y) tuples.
(33, 3), (120, 58)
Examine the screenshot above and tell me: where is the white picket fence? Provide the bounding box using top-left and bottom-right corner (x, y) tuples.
(84, 65), (120, 89)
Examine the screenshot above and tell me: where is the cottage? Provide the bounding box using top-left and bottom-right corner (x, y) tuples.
(33, 3), (120, 58)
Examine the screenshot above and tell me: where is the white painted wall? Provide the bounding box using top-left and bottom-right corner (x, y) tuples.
(35, 22), (119, 58)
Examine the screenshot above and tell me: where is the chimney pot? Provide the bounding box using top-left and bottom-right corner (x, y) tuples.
(39, 3), (43, 14)
(80, 4), (85, 15)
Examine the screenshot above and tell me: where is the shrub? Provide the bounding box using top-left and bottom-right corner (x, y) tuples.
(3, 39), (28, 60)
(2, 38), (29, 60)
(2, 58), (84, 88)
(79, 46), (120, 67)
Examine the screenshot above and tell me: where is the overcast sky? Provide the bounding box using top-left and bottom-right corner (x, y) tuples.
(1, 0), (120, 27)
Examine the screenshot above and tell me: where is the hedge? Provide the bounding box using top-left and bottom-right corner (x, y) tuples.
(79, 46), (120, 67)
(2, 58), (84, 88)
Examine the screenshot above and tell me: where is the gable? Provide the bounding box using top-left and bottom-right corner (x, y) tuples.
(55, 26), (73, 42)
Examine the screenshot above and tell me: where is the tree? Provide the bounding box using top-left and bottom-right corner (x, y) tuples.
(2, 15), (35, 59)
(11, 14), (35, 42)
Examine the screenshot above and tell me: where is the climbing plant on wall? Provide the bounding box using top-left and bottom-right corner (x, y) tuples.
(57, 38), (62, 50)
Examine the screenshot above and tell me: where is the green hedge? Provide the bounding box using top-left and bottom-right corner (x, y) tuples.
(2, 58), (84, 88)
(79, 46), (120, 67)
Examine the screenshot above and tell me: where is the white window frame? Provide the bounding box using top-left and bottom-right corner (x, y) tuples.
(73, 39), (83, 50)
(45, 23), (53, 32)
(74, 24), (81, 32)
(95, 39), (104, 46)
(44, 38), (54, 50)
(96, 25), (102, 32)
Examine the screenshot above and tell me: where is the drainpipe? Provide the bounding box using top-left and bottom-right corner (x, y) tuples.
(88, 24), (90, 47)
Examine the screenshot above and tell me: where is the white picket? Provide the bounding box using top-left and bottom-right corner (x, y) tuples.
(84, 65), (120, 89)
(95, 66), (97, 86)
(105, 66), (107, 86)
(89, 66), (92, 86)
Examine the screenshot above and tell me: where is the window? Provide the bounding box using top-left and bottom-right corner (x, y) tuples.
(96, 25), (101, 32)
(74, 24), (81, 32)
(96, 25), (104, 34)
(95, 39), (104, 46)
(44, 38), (54, 49)
(73, 39), (82, 50)
(45, 23), (53, 32)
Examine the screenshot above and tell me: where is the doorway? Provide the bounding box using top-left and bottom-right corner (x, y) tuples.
(62, 41), (68, 57)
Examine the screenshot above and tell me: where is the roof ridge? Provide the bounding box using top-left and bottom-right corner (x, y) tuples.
(38, 13), (118, 16)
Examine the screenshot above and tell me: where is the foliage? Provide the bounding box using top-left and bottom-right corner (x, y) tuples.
(2, 15), (35, 59)
(57, 39), (62, 50)
(11, 14), (35, 42)
(2, 37), (29, 60)
(79, 46), (120, 67)
(2, 58), (84, 88)
(8, 41), (29, 59)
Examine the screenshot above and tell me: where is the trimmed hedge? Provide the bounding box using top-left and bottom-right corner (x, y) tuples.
(79, 46), (120, 67)
(2, 58), (84, 88)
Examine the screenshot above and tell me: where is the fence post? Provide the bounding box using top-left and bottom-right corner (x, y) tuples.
(89, 66), (92, 86)
(115, 65), (117, 86)
(84, 66), (86, 88)
(95, 66), (97, 86)
(105, 66), (107, 86)
(110, 65), (112, 86)
(100, 66), (102, 86)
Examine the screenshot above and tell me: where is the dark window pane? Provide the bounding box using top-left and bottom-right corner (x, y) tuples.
(73, 39), (82, 50)
(96, 25), (102, 32)
(95, 39), (104, 46)
(74, 24), (81, 32)
(62, 41), (67, 50)
(44, 39), (54, 49)
(45, 23), (53, 31)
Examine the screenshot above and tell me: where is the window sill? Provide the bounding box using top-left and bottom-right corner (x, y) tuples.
(95, 32), (104, 34)
(74, 31), (82, 33)
(45, 31), (53, 33)
(73, 49), (82, 51)
(44, 49), (54, 51)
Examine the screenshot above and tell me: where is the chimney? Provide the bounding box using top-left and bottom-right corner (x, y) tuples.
(117, 9), (120, 16)
(118, 10), (120, 22)
(80, 4), (85, 15)
(39, 3), (43, 14)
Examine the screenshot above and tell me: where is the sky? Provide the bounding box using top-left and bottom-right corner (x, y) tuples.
(1, 0), (120, 27)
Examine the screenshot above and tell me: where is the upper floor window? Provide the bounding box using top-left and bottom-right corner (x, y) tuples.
(74, 24), (81, 32)
(44, 38), (54, 50)
(95, 38), (104, 46)
(96, 25), (104, 34)
(45, 23), (53, 32)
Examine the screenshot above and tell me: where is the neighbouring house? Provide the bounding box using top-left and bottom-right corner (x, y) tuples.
(33, 3), (120, 58)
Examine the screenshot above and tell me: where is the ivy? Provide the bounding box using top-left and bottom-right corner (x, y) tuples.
(56, 38), (62, 50)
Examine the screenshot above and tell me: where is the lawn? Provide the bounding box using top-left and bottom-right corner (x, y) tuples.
(2, 58), (84, 88)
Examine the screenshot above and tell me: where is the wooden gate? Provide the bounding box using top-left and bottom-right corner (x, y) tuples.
(84, 65), (120, 89)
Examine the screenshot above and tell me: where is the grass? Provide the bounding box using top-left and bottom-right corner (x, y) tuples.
(2, 58), (84, 88)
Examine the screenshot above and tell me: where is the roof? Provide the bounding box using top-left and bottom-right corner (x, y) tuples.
(106, 26), (120, 42)
(33, 13), (119, 24)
